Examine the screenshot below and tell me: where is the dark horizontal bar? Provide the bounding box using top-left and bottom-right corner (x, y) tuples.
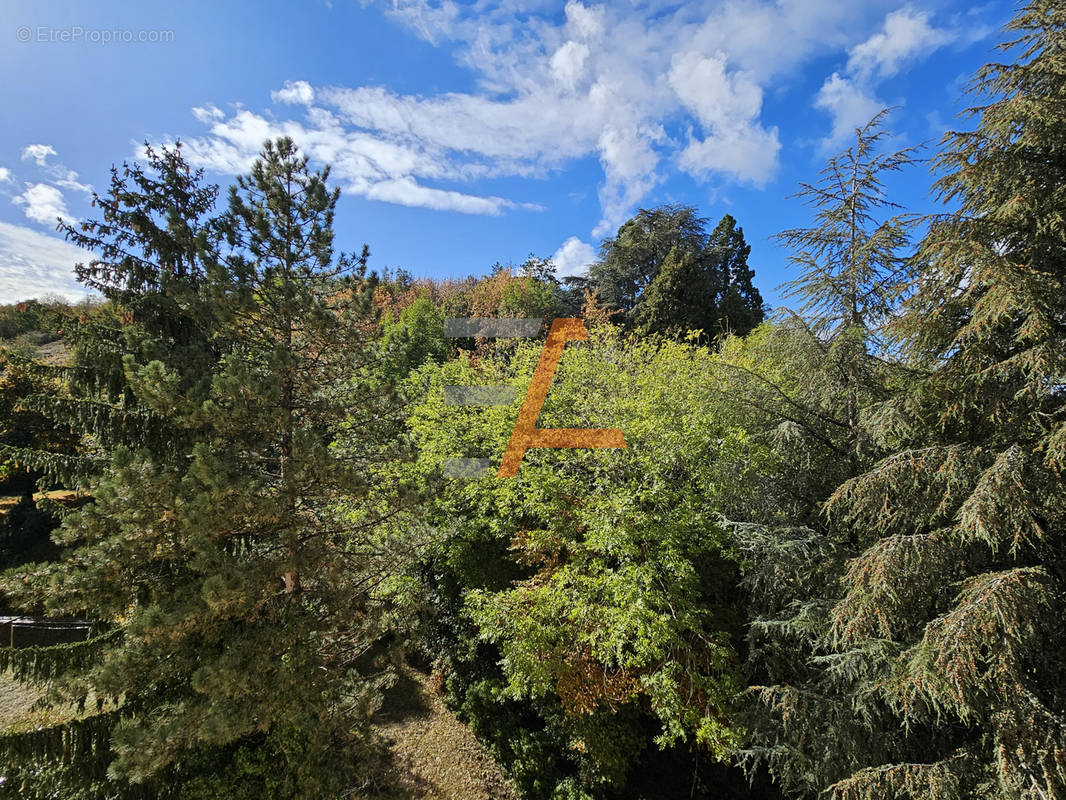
(442, 458), (493, 478)
(444, 318), (543, 338)
(443, 385), (516, 406)
(0, 616), (90, 627)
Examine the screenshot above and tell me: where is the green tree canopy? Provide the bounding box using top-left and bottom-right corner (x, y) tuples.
(821, 4), (1066, 796)
(399, 326), (760, 797)
(586, 205), (764, 338)
(738, 5), (1066, 798)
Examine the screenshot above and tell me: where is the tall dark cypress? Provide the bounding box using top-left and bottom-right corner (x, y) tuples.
(707, 214), (765, 336)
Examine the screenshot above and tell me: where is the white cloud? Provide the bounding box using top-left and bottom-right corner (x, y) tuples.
(669, 51), (780, 185)
(678, 127), (781, 186)
(0, 221), (91, 302)
(21, 144), (57, 167)
(564, 1), (605, 41)
(13, 183), (70, 226)
(669, 52), (762, 130)
(593, 124), (663, 237)
(386, 0), (462, 46)
(815, 73), (885, 149)
(177, 106), (529, 215)
(192, 104), (225, 123)
(272, 80), (315, 105)
(171, 1), (903, 235)
(18, 144), (92, 196)
(363, 177), (524, 215)
(847, 7), (955, 83)
(551, 236), (597, 278)
(0, 167), (11, 184)
(816, 6), (956, 149)
(549, 41), (589, 91)
(52, 174), (92, 195)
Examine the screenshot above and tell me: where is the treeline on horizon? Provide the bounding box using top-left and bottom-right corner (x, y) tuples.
(0, 195), (764, 341)
(0, 3), (1062, 799)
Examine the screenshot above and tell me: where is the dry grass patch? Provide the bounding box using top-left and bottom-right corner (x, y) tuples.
(374, 668), (518, 800)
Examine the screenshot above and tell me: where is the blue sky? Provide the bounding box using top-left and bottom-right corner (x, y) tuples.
(1, 0), (1010, 308)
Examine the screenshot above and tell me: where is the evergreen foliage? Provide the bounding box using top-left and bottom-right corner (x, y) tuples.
(0, 138), (413, 799)
(1, 7), (1062, 798)
(822, 4), (1066, 796)
(737, 5), (1066, 798)
(723, 113), (928, 800)
(586, 205), (765, 337)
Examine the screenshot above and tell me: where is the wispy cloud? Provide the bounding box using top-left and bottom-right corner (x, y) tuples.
(815, 7), (960, 150)
(21, 144), (58, 167)
(172, 1), (906, 236)
(20, 143), (93, 195)
(847, 6), (955, 82)
(192, 104), (226, 123)
(0, 221), (90, 302)
(13, 183), (70, 226)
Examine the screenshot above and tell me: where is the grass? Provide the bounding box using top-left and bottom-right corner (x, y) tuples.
(0, 671), (114, 735)
(0, 671), (42, 732)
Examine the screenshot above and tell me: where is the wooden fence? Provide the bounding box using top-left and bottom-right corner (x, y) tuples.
(0, 616), (91, 647)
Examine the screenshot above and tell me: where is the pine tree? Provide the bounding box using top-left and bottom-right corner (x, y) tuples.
(0, 144), (221, 491)
(0, 139), (413, 798)
(738, 4), (1066, 797)
(728, 113), (926, 797)
(823, 4), (1066, 796)
(0, 143), (225, 799)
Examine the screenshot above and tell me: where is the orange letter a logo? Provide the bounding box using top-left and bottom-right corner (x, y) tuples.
(497, 318), (626, 477)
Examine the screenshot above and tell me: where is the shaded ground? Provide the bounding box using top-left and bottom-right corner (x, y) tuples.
(0, 490), (81, 522)
(374, 668), (518, 800)
(1, 667), (518, 800)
